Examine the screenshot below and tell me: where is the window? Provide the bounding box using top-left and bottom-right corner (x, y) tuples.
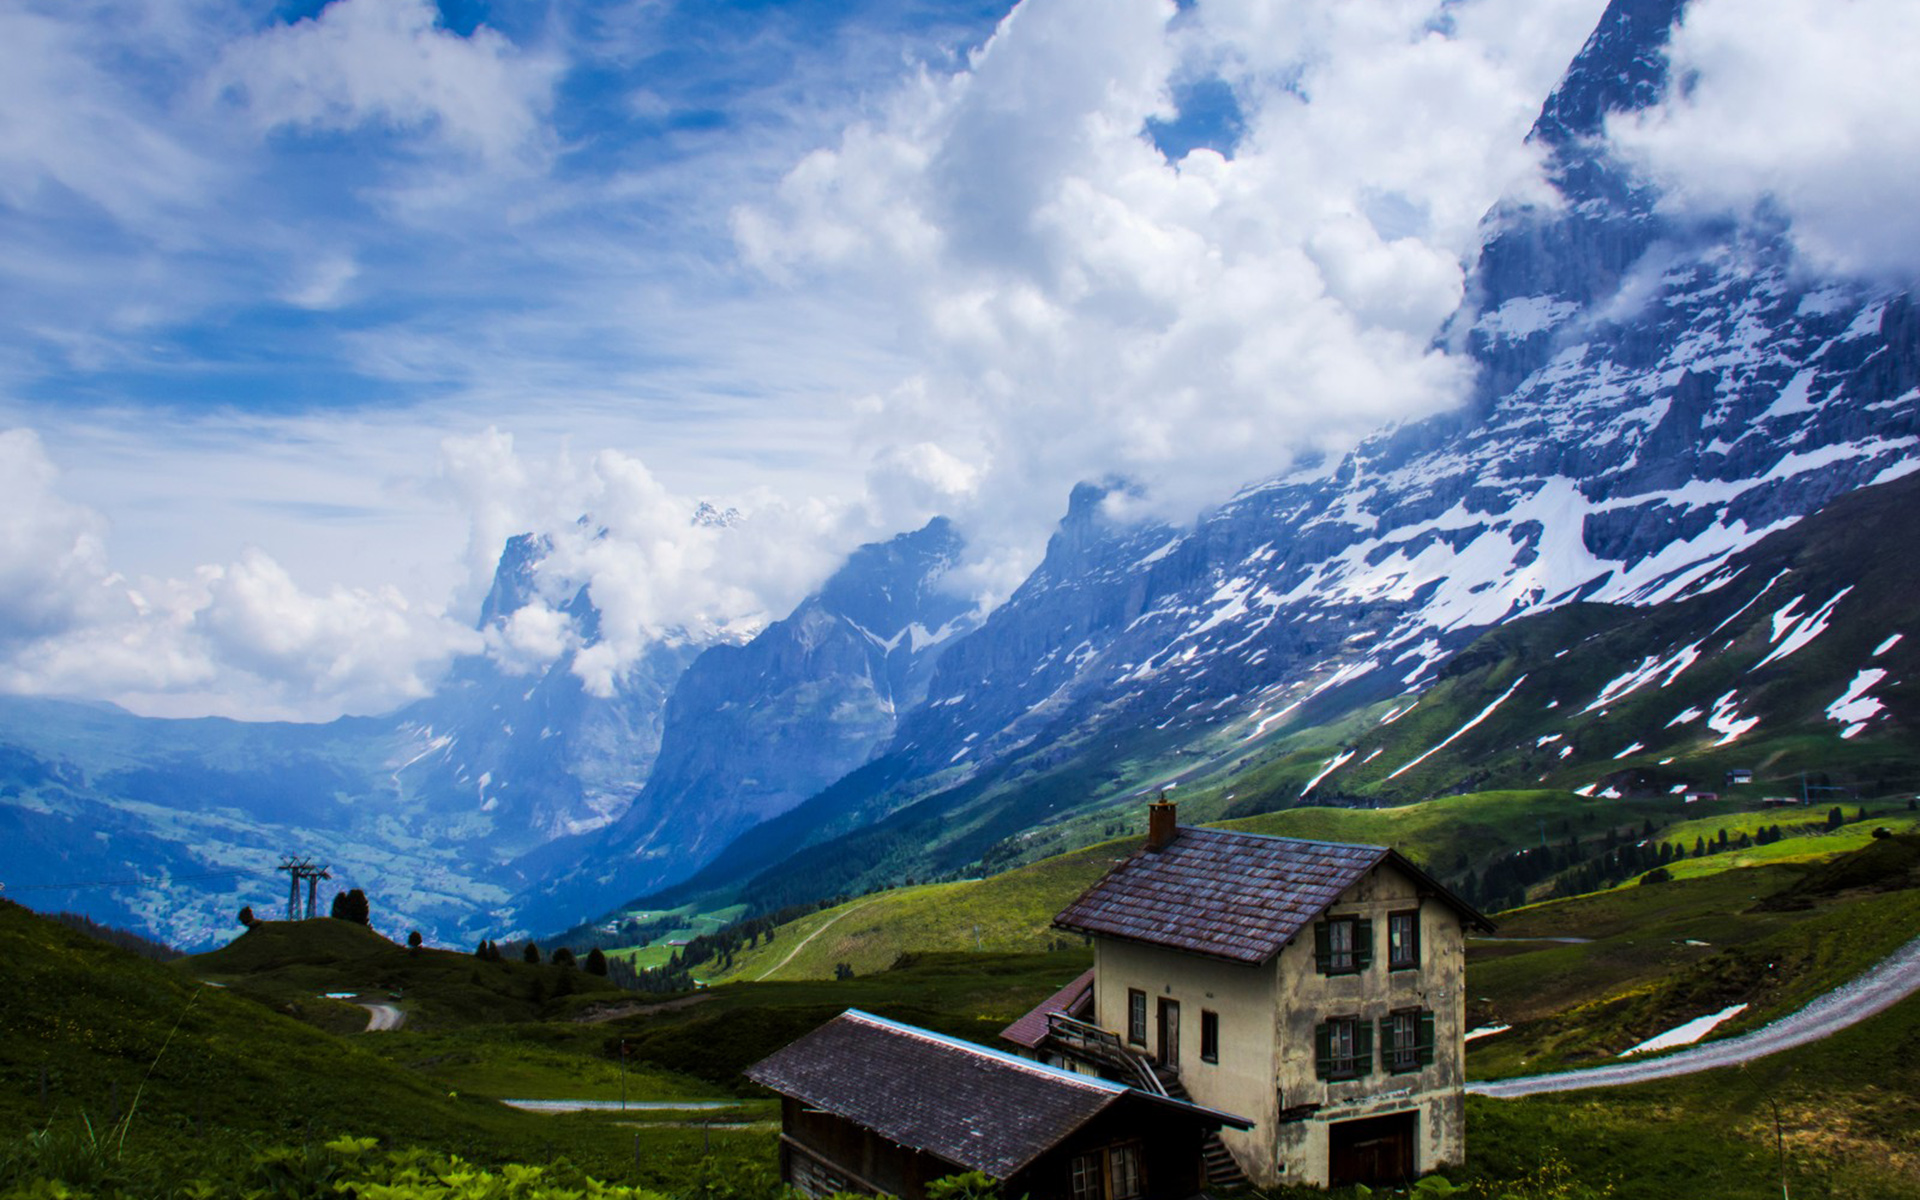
(1072, 1143), (1143, 1200)
(1127, 989), (1147, 1045)
(1381, 1008), (1436, 1073)
(1314, 1016), (1372, 1081)
(1200, 1010), (1219, 1063)
(1314, 916), (1372, 975)
(1070, 1152), (1102, 1200)
(1107, 1142), (1144, 1200)
(1388, 910), (1421, 970)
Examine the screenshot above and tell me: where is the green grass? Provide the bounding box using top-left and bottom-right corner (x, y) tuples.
(710, 789), (1795, 982)
(363, 1029), (725, 1102)
(182, 917), (623, 1028)
(1465, 851), (1920, 1078)
(1466, 990), (1920, 1199)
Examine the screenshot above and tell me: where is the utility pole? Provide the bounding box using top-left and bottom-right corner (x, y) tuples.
(275, 856), (331, 919)
(304, 864), (331, 919)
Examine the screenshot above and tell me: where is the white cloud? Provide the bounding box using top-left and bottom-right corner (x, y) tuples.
(738, 0), (1607, 585)
(205, 0), (563, 166)
(435, 430), (867, 696)
(0, 427), (481, 720)
(1607, 0), (1920, 280)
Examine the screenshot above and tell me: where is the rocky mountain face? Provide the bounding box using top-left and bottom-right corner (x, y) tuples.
(637, 0), (1918, 915)
(519, 518), (977, 930)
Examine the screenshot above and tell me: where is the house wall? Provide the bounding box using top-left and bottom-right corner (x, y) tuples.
(1092, 932), (1279, 1175)
(1086, 860), (1468, 1189)
(781, 1099), (963, 1200)
(1269, 862), (1467, 1188)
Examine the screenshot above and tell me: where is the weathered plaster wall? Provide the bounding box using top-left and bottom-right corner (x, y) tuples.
(1269, 862), (1467, 1187)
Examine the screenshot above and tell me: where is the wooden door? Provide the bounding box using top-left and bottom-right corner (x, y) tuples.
(1328, 1111), (1414, 1187)
(1156, 998), (1180, 1067)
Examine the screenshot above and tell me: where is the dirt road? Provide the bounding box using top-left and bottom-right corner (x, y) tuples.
(358, 1002), (406, 1032)
(1469, 932), (1920, 1098)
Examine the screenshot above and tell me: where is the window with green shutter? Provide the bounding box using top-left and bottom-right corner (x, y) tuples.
(1314, 1016), (1371, 1080)
(1315, 916), (1371, 975)
(1382, 1008), (1436, 1073)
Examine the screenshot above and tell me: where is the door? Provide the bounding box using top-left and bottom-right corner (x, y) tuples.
(1328, 1111), (1415, 1188)
(1156, 998), (1180, 1067)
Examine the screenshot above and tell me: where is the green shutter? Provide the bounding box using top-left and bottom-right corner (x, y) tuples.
(1314, 922), (1332, 974)
(1353, 918), (1373, 971)
(1418, 1011), (1436, 1066)
(1353, 1020), (1374, 1077)
(1314, 1022), (1333, 1079)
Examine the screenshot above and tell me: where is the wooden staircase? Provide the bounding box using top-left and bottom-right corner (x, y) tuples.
(1150, 1064), (1251, 1191)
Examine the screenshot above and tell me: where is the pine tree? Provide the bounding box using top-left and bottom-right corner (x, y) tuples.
(329, 888), (370, 925)
(524, 942), (542, 965)
(586, 947), (609, 976)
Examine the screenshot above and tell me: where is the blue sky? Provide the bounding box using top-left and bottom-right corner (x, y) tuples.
(1, 0), (1909, 720)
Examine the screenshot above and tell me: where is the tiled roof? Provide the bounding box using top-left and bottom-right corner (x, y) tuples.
(745, 1010), (1244, 1178)
(999, 967), (1095, 1049)
(1053, 828), (1483, 963)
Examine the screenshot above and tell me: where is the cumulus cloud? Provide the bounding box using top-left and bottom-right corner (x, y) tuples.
(1608, 0), (1920, 280)
(205, 0), (563, 166)
(0, 428), (480, 720)
(436, 430), (864, 696)
(737, 0), (1607, 583)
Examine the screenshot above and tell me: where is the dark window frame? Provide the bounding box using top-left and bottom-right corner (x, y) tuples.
(1314, 915), (1373, 975)
(1070, 1151), (1102, 1200)
(1387, 909), (1421, 971)
(1380, 1007), (1435, 1074)
(1127, 988), (1148, 1046)
(1314, 1014), (1373, 1081)
(1107, 1140), (1144, 1200)
(1200, 1009), (1219, 1063)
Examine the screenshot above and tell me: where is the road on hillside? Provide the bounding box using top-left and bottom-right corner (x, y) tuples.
(358, 1002), (406, 1032)
(754, 898), (887, 981)
(1469, 932), (1920, 1098)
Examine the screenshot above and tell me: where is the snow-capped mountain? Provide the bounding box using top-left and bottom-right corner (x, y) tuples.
(636, 0), (1918, 915)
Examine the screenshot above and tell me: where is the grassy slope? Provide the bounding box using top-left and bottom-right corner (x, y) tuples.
(703, 789), (1768, 982)
(1466, 850), (1920, 1078)
(1469, 991), (1920, 1200)
(182, 917), (623, 1030)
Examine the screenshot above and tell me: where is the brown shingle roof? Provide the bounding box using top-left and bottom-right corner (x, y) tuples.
(744, 1010), (1246, 1178)
(1053, 827), (1488, 963)
(999, 967), (1095, 1050)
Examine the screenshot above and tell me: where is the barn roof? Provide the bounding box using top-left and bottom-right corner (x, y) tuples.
(1052, 827), (1491, 964)
(999, 967), (1094, 1050)
(745, 1010), (1247, 1179)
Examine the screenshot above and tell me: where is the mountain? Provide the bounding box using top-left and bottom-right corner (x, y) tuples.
(517, 518), (977, 929)
(628, 0), (1919, 917)
(4, 0), (1917, 950)
(0, 518), (976, 944)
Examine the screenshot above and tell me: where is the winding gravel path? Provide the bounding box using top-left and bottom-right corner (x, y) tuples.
(1470, 933), (1920, 1098)
(358, 1002), (406, 1032)
(755, 898), (884, 981)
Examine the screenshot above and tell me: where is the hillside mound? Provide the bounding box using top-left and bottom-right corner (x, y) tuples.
(182, 918), (622, 1026)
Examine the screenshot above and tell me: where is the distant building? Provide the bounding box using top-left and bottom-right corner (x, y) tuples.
(1725, 769), (1755, 786)
(746, 1010), (1249, 1200)
(1683, 791), (1719, 803)
(1005, 798), (1491, 1190)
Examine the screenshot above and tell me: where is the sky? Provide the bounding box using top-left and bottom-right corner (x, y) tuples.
(1, 0), (1914, 721)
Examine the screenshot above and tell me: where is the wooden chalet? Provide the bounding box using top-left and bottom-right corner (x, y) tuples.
(745, 1009), (1251, 1200)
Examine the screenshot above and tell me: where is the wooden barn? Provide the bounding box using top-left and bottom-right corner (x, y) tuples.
(745, 1009), (1251, 1200)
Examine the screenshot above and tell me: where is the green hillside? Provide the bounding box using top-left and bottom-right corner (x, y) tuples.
(700, 788), (1794, 982)
(183, 916), (623, 1030)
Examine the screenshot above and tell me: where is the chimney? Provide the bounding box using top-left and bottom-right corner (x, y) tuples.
(1146, 792), (1178, 852)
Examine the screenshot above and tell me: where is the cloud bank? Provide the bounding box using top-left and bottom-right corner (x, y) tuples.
(1608, 0), (1920, 280)
(737, 0), (1608, 594)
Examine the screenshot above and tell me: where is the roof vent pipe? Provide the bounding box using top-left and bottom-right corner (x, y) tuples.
(1147, 792), (1177, 852)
